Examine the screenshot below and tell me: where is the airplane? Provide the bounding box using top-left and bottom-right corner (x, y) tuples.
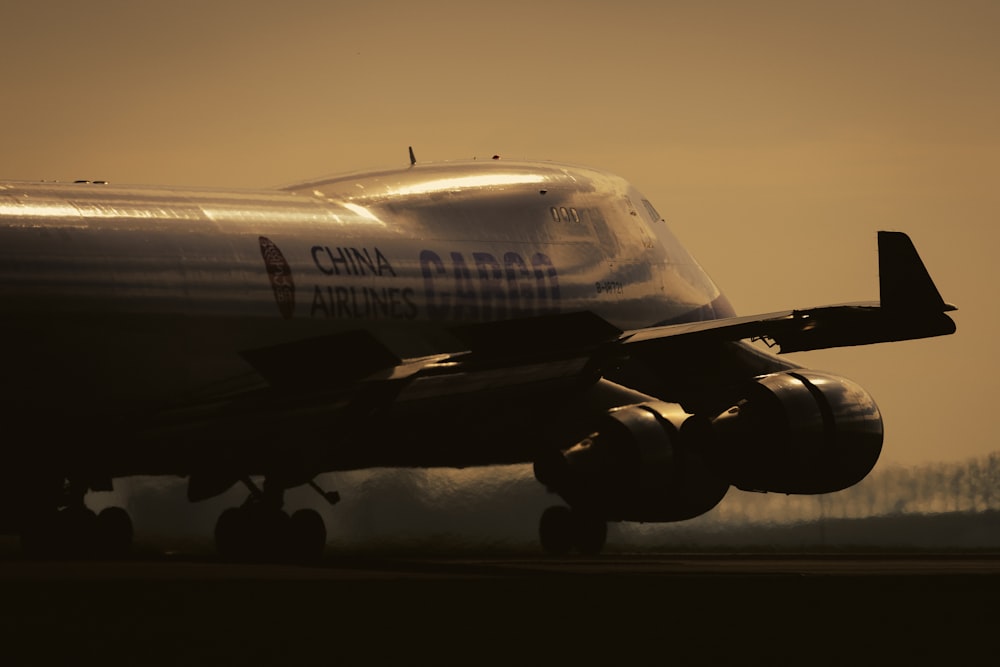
(0, 153), (956, 560)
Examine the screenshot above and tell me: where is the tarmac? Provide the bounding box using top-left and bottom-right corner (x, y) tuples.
(1, 552), (998, 665)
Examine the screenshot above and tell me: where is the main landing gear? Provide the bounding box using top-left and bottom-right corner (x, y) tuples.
(214, 478), (339, 563)
(20, 481), (133, 559)
(538, 505), (607, 556)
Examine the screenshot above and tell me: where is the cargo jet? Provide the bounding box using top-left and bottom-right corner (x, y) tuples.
(0, 157), (956, 559)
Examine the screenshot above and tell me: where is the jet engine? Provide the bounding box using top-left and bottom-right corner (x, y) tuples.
(534, 370), (883, 523)
(534, 401), (729, 522)
(700, 370), (884, 494)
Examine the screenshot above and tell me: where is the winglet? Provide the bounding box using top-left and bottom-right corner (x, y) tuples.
(878, 231), (956, 313)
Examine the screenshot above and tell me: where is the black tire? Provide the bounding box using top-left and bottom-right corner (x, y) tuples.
(95, 506), (133, 559)
(288, 509), (327, 563)
(539, 506), (575, 556)
(257, 508), (291, 562)
(573, 513), (607, 556)
(215, 507), (250, 561)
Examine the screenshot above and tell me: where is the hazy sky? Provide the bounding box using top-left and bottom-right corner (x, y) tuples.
(2, 0), (996, 465)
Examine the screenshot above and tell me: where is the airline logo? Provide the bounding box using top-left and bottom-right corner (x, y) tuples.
(259, 236), (295, 319)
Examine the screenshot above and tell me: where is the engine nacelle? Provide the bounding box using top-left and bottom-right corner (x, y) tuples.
(702, 370), (883, 494)
(533, 402), (729, 522)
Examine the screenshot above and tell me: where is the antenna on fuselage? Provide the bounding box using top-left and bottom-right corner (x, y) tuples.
(408, 146), (416, 166)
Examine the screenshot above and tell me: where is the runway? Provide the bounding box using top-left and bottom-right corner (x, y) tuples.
(2, 552), (1000, 579)
(2, 554), (998, 665)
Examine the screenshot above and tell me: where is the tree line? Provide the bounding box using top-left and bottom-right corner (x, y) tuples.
(705, 451), (1000, 526)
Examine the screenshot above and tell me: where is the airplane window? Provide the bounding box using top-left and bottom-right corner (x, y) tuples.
(550, 207), (560, 222)
(570, 208), (580, 223)
(623, 196), (638, 216)
(559, 207), (569, 222)
(641, 199), (663, 222)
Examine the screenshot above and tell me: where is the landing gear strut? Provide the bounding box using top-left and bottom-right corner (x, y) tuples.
(214, 476), (338, 562)
(538, 505), (607, 556)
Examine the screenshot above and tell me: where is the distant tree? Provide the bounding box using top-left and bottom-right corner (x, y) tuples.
(966, 459), (983, 512)
(986, 452), (1000, 511)
(950, 465), (965, 512)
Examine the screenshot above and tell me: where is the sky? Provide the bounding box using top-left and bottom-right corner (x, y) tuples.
(1, 0), (997, 467)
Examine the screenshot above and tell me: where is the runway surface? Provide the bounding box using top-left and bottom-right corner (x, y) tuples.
(2, 552), (1000, 579)
(2, 553), (999, 665)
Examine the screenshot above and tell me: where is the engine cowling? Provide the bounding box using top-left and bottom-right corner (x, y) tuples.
(533, 401), (729, 522)
(701, 370), (883, 494)
(534, 370), (882, 522)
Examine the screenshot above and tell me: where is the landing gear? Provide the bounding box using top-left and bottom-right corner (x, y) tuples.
(213, 477), (337, 563)
(19, 483), (133, 559)
(215, 505), (327, 563)
(538, 505), (607, 556)
(288, 508), (327, 561)
(94, 506), (134, 558)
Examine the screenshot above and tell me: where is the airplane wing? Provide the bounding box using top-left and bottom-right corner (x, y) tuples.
(621, 231), (956, 354)
(176, 231), (954, 420)
(144, 310), (627, 501)
(149, 230), (953, 500)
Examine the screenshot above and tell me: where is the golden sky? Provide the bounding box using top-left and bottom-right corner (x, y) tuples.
(2, 0), (996, 465)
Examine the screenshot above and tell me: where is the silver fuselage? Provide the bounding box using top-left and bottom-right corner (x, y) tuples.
(0, 161), (732, 416)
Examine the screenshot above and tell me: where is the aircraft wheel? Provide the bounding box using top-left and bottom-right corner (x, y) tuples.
(573, 513), (607, 556)
(215, 507), (251, 561)
(216, 506), (292, 562)
(539, 506), (575, 556)
(288, 509), (326, 563)
(20, 506), (130, 558)
(95, 506), (133, 558)
(256, 508), (291, 562)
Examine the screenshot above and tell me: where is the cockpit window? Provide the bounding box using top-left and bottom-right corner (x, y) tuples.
(641, 199), (662, 222)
